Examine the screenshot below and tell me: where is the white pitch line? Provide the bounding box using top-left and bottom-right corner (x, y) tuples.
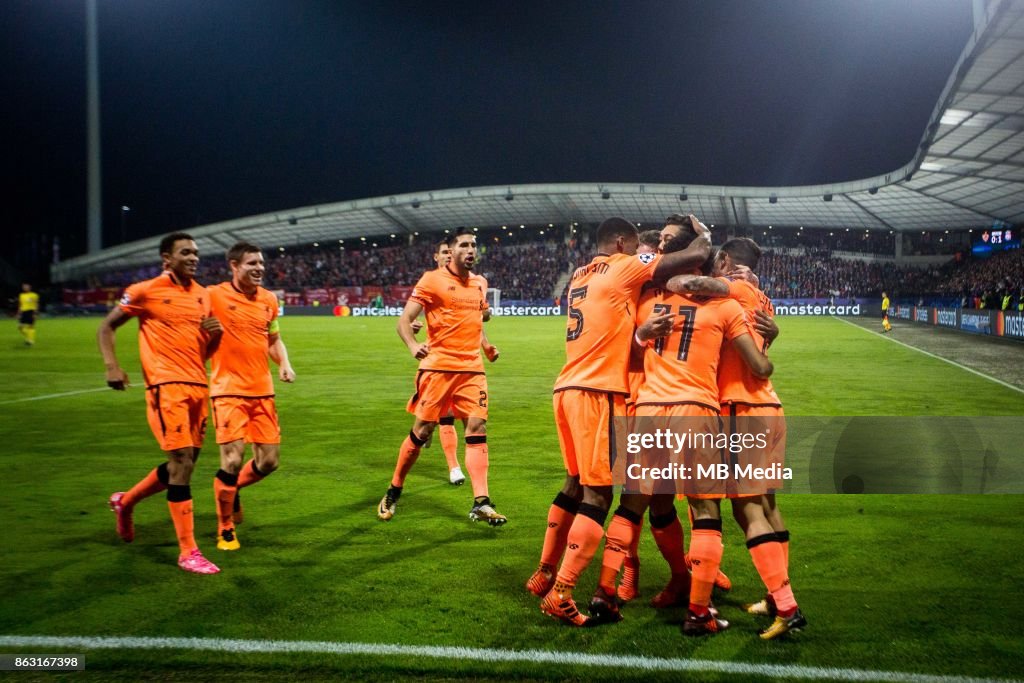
(0, 635), (1018, 683)
(0, 387), (112, 405)
(834, 317), (1024, 396)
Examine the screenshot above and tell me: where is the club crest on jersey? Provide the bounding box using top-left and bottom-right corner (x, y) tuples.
(119, 293), (132, 305)
(638, 252), (656, 265)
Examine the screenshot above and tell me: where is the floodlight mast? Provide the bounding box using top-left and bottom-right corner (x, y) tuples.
(86, 0), (103, 254)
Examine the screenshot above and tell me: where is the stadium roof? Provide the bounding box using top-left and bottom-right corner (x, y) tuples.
(53, 0), (1024, 283)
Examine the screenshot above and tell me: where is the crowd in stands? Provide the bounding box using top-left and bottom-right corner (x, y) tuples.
(77, 225), (1020, 309)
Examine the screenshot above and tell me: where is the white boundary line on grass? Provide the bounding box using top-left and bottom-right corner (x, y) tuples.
(834, 317), (1024, 396)
(0, 387), (110, 405)
(0, 635), (1018, 683)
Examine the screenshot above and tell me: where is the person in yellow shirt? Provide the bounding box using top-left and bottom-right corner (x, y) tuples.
(17, 283), (39, 346)
(881, 291), (892, 333)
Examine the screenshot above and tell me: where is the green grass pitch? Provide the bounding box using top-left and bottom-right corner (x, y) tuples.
(0, 316), (1021, 681)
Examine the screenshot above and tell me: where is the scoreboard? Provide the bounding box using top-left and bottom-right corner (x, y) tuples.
(972, 222), (1019, 257)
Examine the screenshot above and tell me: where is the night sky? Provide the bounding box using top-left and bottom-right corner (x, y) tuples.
(3, 1), (972, 273)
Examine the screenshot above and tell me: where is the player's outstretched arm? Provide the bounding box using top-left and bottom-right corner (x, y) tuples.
(732, 333), (774, 379)
(665, 274), (729, 297)
(97, 307), (132, 390)
(269, 333), (296, 382)
(651, 214), (712, 286)
(397, 300), (430, 359)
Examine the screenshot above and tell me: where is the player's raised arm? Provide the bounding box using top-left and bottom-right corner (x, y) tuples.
(666, 274), (730, 297)
(731, 333), (774, 379)
(97, 306), (132, 390)
(652, 215), (712, 286)
(397, 299), (430, 359)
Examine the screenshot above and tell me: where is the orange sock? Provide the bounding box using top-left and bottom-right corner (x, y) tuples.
(777, 529), (790, 570)
(122, 463), (169, 508)
(439, 422), (460, 470)
(390, 431), (426, 488)
(237, 459), (268, 489)
(687, 524), (723, 611)
(167, 487), (197, 555)
(650, 509), (689, 575)
(555, 504), (607, 586)
(539, 493), (578, 569)
(748, 535), (798, 613)
(213, 470), (238, 533)
(464, 436), (488, 499)
(598, 508), (641, 593)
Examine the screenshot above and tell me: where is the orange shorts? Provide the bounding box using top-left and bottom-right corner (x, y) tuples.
(406, 371), (488, 422)
(721, 403), (786, 497)
(553, 389), (626, 487)
(634, 403), (725, 498)
(212, 396), (281, 445)
(146, 383), (209, 452)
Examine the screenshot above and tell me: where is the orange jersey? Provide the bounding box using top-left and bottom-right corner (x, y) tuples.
(554, 252), (662, 394)
(410, 266), (488, 373)
(717, 278), (781, 406)
(635, 288), (749, 411)
(208, 282), (280, 397)
(118, 272), (212, 387)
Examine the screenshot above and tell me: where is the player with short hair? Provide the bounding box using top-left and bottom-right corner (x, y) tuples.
(207, 241), (295, 551)
(669, 236), (806, 639)
(17, 283), (39, 346)
(529, 214), (711, 626)
(100, 232), (224, 574)
(881, 291), (892, 332)
(594, 230), (774, 633)
(378, 228), (506, 525)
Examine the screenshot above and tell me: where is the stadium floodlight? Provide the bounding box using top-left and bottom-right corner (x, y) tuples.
(869, 187), (878, 195)
(602, 191), (611, 199)
(411, 200), (421, 208)
(505, 192), (514, 201)
(823, 194), (833, 201)
(769, 194), (778, 204)
(679, 193), (688, 201)
(288, 216), (298, 225)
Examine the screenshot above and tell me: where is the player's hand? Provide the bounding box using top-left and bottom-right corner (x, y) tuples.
(689, 214), (711, 241)
(728, 265), (759, 286)
(201, 316), (223, 336)
(753, 310), (779, 344)
(636, 311), (674, 343)
(411, 319), (424, 334)
(410, 342), (430, 360)
(106, 366), (129, 391)
(483, 344), (499, 362)
(279, 364), (296, 383)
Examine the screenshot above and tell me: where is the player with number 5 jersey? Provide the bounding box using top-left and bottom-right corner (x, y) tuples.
(528, 215), (712, 626)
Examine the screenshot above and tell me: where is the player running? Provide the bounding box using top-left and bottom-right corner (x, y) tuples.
(207, 241), (296, 551)
(377, 228), (505, 525)
(100, 233), (223, 574)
